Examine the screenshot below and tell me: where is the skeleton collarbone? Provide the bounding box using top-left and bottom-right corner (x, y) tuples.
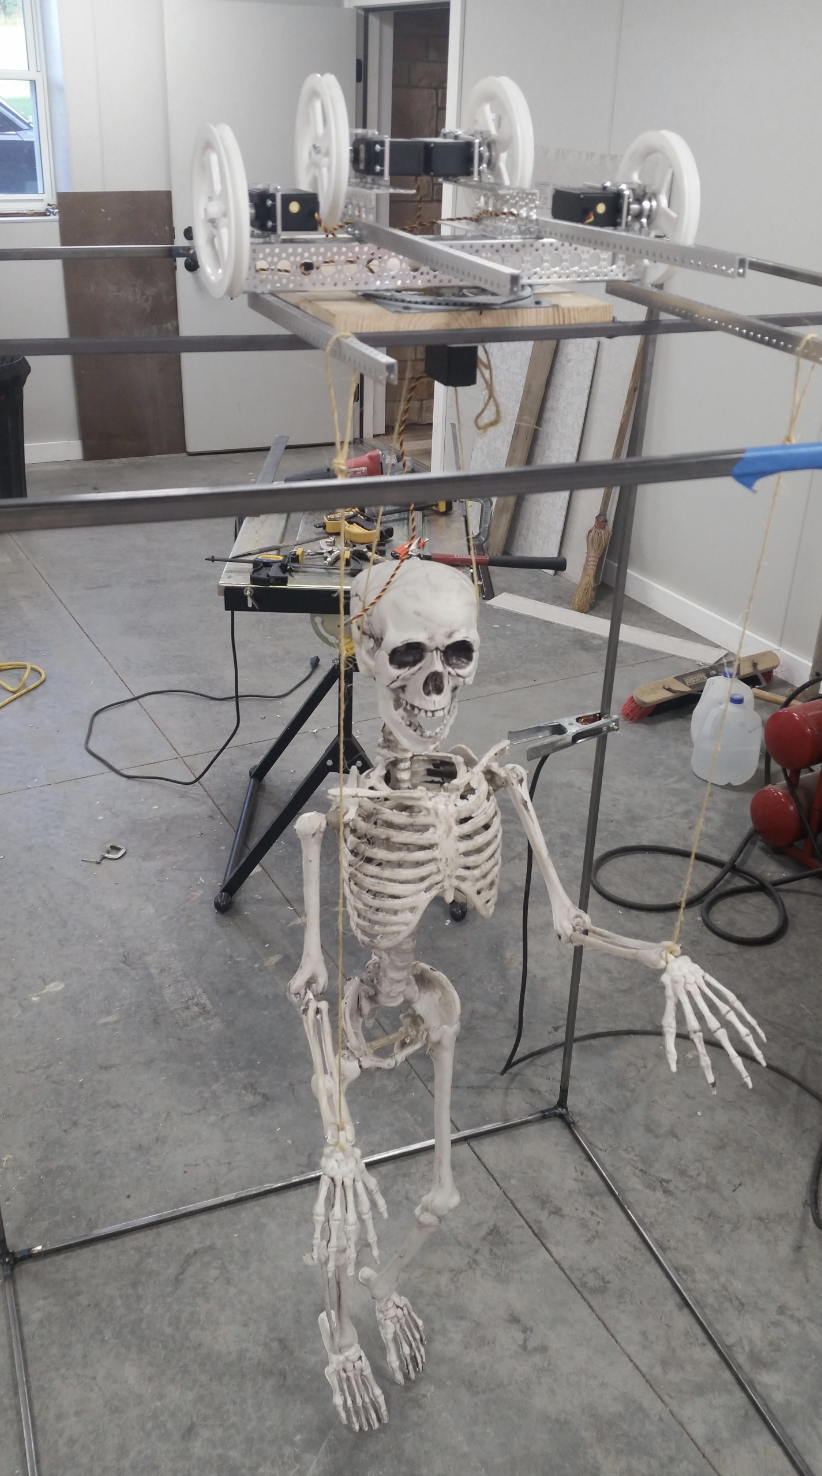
(337, 741), (507, 949)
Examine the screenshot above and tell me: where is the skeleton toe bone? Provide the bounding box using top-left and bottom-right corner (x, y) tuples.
(360, 1272), (426, 1385)
(319, 1312), (388, 1430)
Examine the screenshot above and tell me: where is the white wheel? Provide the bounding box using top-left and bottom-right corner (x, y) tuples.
(191, 123), (250, 299)
(295, 73), (350, 229)
(462, 76), (534, 189)
(618, 129), (700, 284)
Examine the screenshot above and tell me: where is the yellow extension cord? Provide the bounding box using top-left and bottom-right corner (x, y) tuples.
(0, 662), (45, 709)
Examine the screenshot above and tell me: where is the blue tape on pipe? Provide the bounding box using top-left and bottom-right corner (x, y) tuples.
(732, 442), (822, 490)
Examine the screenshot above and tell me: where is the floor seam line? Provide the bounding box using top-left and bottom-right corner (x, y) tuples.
(466, 1137), (727, 1476)
(9, 534), (180, 767)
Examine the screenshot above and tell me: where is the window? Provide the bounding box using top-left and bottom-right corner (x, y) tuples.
(0, 0), (53, 210)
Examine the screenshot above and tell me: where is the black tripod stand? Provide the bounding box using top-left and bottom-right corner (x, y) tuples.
(214, 659), (370, 912)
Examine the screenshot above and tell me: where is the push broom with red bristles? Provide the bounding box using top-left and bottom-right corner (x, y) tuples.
(621, 651), (780, 722)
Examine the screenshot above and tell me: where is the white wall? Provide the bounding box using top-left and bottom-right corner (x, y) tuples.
(3, 0), (344, 463)
(461, 0), (822, 679)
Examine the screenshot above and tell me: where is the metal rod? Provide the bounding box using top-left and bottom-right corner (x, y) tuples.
(557, 310), (658, 1109)
(355, 219), (521, 295)
(0, 447), (751, 536)
(4, 312), (822, 357)
(565, 1118), (816, 1476)
(3, 1268), (39, 1476)
(17, 1108), (561, 1262)
(534, 216), (746, 278)
(0, 244), (190, 261)
(609, 281), (822, 363)
(748, 258), (822, 291)
(248, 292), (398, 382)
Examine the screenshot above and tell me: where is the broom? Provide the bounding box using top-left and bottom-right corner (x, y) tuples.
(571, 337), (646, 613)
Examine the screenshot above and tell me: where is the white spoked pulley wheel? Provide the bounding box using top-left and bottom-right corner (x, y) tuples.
(618, 129), (700, 284)
(295, 72), (350, 229)
(462, 75), (535, 189)
(191, 123), (250, 299)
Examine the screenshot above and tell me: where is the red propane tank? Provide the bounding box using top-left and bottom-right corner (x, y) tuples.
(763, 697), (822, 769)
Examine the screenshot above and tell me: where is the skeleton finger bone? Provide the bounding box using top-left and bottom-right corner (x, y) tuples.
(681, 973), (753, 1088)
(702, 973), (767, 1044)
(663, 961), (715, 1089)
(696, 976), (767, 1067)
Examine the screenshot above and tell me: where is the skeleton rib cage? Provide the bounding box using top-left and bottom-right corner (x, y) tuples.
(340, 752), (503, 949)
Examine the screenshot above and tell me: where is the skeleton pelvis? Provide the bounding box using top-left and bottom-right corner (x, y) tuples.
(344, 948), (460, 1068)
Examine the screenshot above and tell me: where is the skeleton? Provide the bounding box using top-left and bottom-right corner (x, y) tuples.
(286, 559), (766, 1432)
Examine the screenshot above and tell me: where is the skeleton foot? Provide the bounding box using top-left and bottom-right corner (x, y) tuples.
(360, 1268), (425, 1385)
(319, 1312), (388, 1432)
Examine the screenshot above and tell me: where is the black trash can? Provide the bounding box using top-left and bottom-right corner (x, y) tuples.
(0, 356), (32, 499)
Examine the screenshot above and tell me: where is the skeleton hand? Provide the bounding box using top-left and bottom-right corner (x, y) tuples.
(310, 1143), (388, 1277)
(660, 954), (766, 1091)
(286, 954), (328, 1008)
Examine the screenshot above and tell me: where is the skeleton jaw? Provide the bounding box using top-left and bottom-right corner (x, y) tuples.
(379, 686), (457, 750)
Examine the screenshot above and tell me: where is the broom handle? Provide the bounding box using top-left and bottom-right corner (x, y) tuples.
(598, 336), (646, 520)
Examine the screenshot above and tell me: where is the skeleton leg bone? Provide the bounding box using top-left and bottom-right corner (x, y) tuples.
(299, 996), (390, 1429)
(360, 962), (461, 1385)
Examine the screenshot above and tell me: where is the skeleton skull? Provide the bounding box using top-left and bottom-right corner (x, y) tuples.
(350, 561), (479, 751)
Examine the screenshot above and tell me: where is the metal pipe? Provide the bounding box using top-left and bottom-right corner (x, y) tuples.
(748, 258), (822, 291)
(3, 312), (822, 357)
(3, 1268), (39, 1476)
(0, 244), (189, 261)
(557, 310), (658, 1109)
(565, 1118), (816, 1476)
(609, 281), (822, 363)
(0, 447), (749, 536)
(17, 1108), (561, 1262)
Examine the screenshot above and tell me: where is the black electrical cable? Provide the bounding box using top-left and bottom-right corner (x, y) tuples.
(84, 611), (321, 787)
(503, 1029), (822, 1231)
(500, 673), (822, 1226)
(591, 676), (822, 946)
(500, 753), (549, 1074)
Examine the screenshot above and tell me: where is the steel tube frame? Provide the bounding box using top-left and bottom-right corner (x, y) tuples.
(4, 311), (822, 359)
(557, 308), (658, 1106)
(0, 319), (816, 1476)
(0, 447), (753, 536)
(609, 281), (822, 363)
(0, 244), (191, 261)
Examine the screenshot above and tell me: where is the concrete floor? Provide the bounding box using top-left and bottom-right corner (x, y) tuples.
(1, 447), (821, 1476)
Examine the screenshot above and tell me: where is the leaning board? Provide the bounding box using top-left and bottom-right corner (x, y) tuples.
(278, 290), (613, 336)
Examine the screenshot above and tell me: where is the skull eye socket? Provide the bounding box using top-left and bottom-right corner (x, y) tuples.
(388, 641), (427, 669)
(443, 640), (475, 670)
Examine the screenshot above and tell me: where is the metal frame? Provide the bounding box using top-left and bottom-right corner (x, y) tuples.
(248, 290), (398, 383)
(0, 319), (818, 1476)
(609, 281), (822, 363)
(4, 309), (822, 358)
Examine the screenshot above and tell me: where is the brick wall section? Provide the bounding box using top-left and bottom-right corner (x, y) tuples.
(385, 6), (449, 432)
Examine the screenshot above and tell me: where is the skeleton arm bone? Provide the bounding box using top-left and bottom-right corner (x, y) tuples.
(286, 812), (329, 1005)
(496, 762), (766, 1088)
(495, 763), (667, 965)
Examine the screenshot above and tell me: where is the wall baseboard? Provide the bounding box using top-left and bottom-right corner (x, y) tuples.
(24, 440), (83, 465)
(603, 560), (812, 686)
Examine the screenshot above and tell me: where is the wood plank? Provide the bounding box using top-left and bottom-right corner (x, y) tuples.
(278, 290), (613, 336)
(58, 191), (185, 460)
(486, 339), (557, 556)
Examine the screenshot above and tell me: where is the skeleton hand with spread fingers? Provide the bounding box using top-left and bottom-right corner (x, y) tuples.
(284, 558), (766, 1433)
